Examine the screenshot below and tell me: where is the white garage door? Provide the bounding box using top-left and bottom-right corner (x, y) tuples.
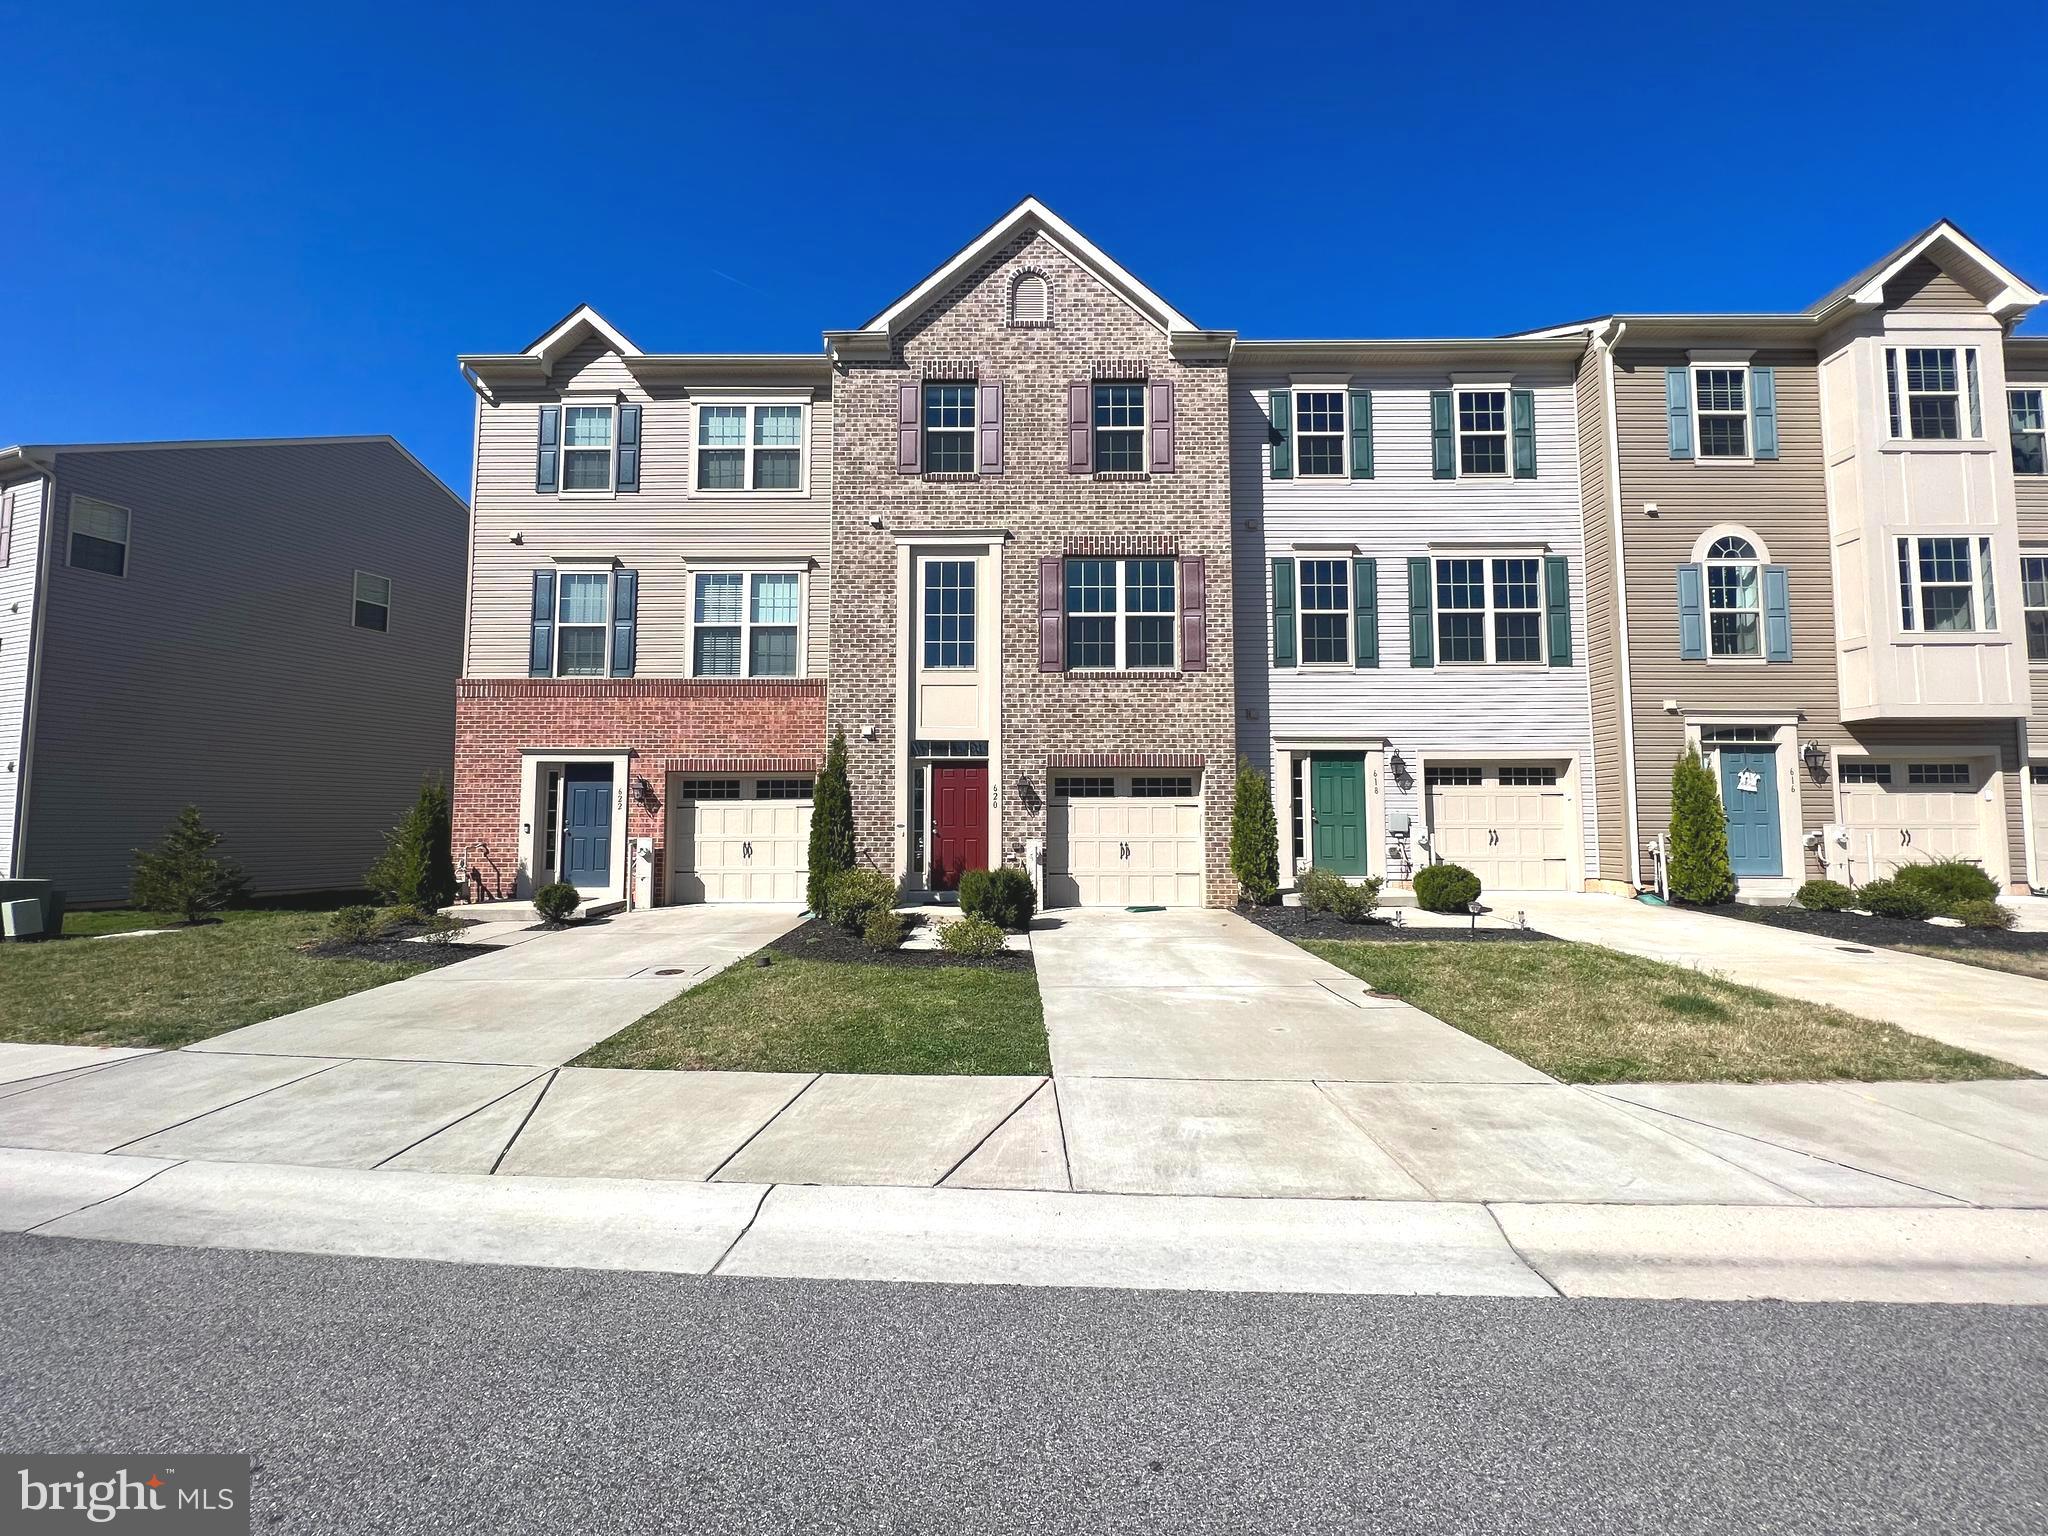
(1838, 759), (1994, 883)
(1425, 764), (1571, 892)
(669, 776), (812, 903)
(1045, 773), (1204, 908)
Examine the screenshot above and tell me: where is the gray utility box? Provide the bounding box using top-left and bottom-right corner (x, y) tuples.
(0, 879), (65, 939)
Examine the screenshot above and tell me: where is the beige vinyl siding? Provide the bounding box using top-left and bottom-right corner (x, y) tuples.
(1573, 345), (1628, 878)
(467, 336), (833, 679)
(0, 476), (45, 876)
(1882, 257), (1985, 314)
(2008, 355), (2048, 757)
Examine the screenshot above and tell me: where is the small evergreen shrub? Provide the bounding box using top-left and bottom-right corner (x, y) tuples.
(366, 776), (456, 913)
(1414, 863), (1481, 913)
(825, 868), (897, 933)
(806, 730), (856, 915)
(938, 915), (1005, 957)
(130, 806), (250, 923)
(413, 913), (466, 948)
(1229, 762), (1281, 906)
(533, 882), (582, 924)
(956, 868), (992, 918)
(1950, 898), (2016, 931)
(1796, 879), (1854, 913)
(960, 866), (1035, 930)
(1297, 865), (1347, 914)
(328, 905), (383, 944)
(1330, 876), (1384, 924)
(1667, 749), (1734, 905)
(1855, 877), (1933, 921)
(1891, 857), (1998, 916)
(862, 908), (908, 950)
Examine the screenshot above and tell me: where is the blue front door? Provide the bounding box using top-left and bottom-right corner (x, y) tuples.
(1718, 748), (1782, 879)
(562, 764), (614, 889)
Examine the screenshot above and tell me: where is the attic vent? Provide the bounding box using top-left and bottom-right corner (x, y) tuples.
(1010, 271), (1050, 327)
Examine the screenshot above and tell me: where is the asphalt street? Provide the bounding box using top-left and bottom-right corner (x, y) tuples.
(1, 1232), (2042, 1534)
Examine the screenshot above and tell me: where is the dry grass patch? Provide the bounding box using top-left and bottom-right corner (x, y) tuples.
(1304, 939), (2028, 1084)
(1892, 945), (2048, 983)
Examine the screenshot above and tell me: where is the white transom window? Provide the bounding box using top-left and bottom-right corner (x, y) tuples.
(1896, 535), (1997, 633)
(1295, 391), (1346, 478)
(561, 404), (617, 492)
(1436, 555), (1543, 664)
(696, 403), (806, 493)
(1704, 535), (1762, 657)
(691, 570), (802, 677)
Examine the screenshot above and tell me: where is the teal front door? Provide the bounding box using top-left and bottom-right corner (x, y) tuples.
(1311, 757), (1368, 876)
(1717, 748), (1782, 878)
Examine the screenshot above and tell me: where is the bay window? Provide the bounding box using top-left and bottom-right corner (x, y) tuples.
(2022, 553), (2048, 662)
(2011, 389), (2046, 475)
(1888, 347), (1982, 440)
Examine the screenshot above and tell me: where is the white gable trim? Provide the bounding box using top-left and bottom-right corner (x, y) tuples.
(1840, 222), (2043, 318)
(525, 305), (643, 370)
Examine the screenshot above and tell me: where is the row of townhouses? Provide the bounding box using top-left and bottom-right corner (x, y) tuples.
(450, 201), (2048, 914)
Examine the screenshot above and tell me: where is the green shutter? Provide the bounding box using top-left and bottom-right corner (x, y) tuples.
(1349, 389), (1373, 479)
(1430, 391), (1454, 480)
(1512, 390), (1537, 479)
(1544, 554), (1572, 666)
(1271, 557), (1297, 668)
(1353, 557), (1378, 667)
(1269, 390), (1293, 480)
(1407, 556), (1434, 667)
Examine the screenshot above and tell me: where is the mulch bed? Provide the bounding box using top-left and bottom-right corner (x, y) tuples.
(1699, 902), (2048, 956)
(768, 917), (1034, 972)
(299, 913), (492, 969)
(1241, 905), (1555, 943)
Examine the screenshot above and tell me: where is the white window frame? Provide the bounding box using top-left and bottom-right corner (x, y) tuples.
(1694, 526), (1767, 662)
(1062, 556), (1179, 672)
(68, 495), (131, 578)
(2010, 388), (2046, 476)
(685, 563), (808, 679)
(558, 400), (619, 496)
(691, 398), (810, 497)
(1293, 389), (1348, 479)
(1433, 550), (1547, 667)
(920, 556), (977, 671)
(1092, 381), (1147, 473)
(1455, 387), (1511, 479)
(1895, 533), (1997, 635)
(1690, 363), (1753, 463)
(921, 383), (978, 475)
(1891, 347), (1978, 442)
(2021, 547), (2048, 665)
(551, 564), (615, 678)
(352, 569), (391, 633)
(1294, 556), (1352, 669)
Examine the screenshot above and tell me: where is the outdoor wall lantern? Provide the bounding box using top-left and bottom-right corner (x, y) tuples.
(1801, 741), (1829, 780)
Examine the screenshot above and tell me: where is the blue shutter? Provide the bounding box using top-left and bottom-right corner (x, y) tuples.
(1353, 557), (1378, 667)
(1268, 390), (1293, 480)
(1270, 557), (1297, 668)
(1349, 390), (1373, 479)
(528, 571), (556, 676)
(1511, 389), (1537, 479)
(1676, 564), (1705, 660)
(610, 570), (638, 677)
(616, 404), (641, 492)
(1430, 392), (1454, 480)
(1408, 557), (1434, 666)
(1666, 368), (1693, 459)
(536, 406), (560, 493)
(1750, 367), (1778, 459)
(1763, 564), (1791, 662)
(1544, 554), (1572, 666)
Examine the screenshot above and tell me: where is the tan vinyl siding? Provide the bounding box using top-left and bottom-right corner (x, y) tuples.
(0, 477), (45, 876)
(1882, 257), (1986, 314)
(1573, 345), (1628, 878)
(2011, 355), (2048, 754)
(467, 336), (833, 679)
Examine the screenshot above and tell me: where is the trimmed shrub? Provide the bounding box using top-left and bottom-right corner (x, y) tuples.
(1297, 864), (1348, 914)
(533, 882), (582, 924)
(1891, 857), (1998, 916)
(1415, 863), (1482, 914)
(1855, 877), (1934, 921)
(862, 908), (908, 950)
(366, 776), (456, 913)
(328, 904), (383, 944)
(806, 730), (856, 916)
(960, 866), (1035, 930)
(1331, 876), (1384, 924)
(824, 868), (897, 934)
(1229, 762), (1281, 906)
(1667, 749), (1734, 905)
(130, 806), (250, 923)
(938, 915), (1005, 957)
(1950, 898), (2017, 931)
(1796, 879), (1855, 913)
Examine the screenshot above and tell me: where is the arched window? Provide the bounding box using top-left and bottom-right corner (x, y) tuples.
(1010, 272), (1049, 326)
(1704, 534), (1762, 657)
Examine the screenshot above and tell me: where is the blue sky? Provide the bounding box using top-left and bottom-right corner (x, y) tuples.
(6, 1), (2040, 492)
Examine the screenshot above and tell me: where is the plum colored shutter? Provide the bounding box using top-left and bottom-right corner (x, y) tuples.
(1268, 390), (1292, 479)
(536, 406), (560, 493)
(1676, 565), (1706, 660)
(1751, 367), (1778, 459)
(897, 383), (921, 473)
(1352, 557), (1378, 667)
(1544, 554), (1572, 666)
(528, 571), (556, 677)
(1039, 556), (1064, 670)
(1179, 556), (1206, 670)
(1270, 558), (1297, 668)
(616, 405), (641, 492)
(1511, 390), (1537, 479)
(1429, 392), (1454, 480)
(1764, 565), (1792, 662)
(1067, 383), (1091, 473)
(1149, 381), (1175, 472)
(1666, 368), (1693, 459)
(1407, 557), (1434, 666)
(977, 383), (1004, 474)
(609, 570), (638, 678)
(1349, 390), (1373, 479)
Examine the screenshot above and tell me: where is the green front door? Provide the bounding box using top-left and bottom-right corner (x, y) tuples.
(1311, 756), (1368, 876)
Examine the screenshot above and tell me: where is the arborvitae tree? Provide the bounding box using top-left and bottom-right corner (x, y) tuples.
(807, 729), (856, 915)
(366, 776), (457, 913)
(130, 806), (250, 923)
(1667, 748), (1735, 905)
(1228, 761), (1281, 906)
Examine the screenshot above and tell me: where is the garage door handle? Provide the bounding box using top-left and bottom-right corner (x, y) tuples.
(1120, 842), (1130, 860)
(742, 841), (753, 859)
(1900, 830), (1911, 847)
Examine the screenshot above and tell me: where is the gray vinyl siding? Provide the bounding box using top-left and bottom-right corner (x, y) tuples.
(1573, 347), (1628, 878)
(0, 476), (45, 877)
(466, 336), (833, 679)
(1231, 368), (1599, 879)
(21, 441), (466, 902)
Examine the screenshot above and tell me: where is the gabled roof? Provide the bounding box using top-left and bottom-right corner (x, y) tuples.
(521, 304), (643, 366)
(0, 437), (465, 512)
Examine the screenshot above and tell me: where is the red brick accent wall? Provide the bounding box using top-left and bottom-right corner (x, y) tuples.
(452, 677), (825, 903)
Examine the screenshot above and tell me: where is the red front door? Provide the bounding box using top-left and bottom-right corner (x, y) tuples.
(930, 764), (990, 891)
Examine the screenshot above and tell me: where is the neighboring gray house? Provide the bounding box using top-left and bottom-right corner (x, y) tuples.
(0, 437), (467, 903)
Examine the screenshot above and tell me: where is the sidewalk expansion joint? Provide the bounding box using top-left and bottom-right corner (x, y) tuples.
(487, 1069), (561, 1175)
(703, 1074), (821, 1183)
(103, 1059), (349, 1155)
(373, 1069), (553, 1171)
(22, 1157), (187, 1236)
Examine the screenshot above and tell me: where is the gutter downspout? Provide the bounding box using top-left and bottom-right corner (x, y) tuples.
(11, 460), (56, 879)
(1594, 318), (1644, 888)
(457, 362), (489, 679)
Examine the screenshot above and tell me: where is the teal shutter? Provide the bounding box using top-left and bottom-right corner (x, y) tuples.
(1763, 564), (1791, 662)
(609, 570), (638, 677)
(1271, 557), (1297, 668)
(1349, 390), (1373, 479)
(1676, 564), (1706, 660)
(616, 405), (642, 491)
(1353, 557), (1378, 667)
(1269, 390), (1293, 480)
(1666, 368), (1693, 459)
(1407, 556), (1434, 666)
(528, 570), (555, 676)
(1751, 367), (1778, 459)
(1430, 391), (1454, 480)
(1543, 554), (1572, 666)
(1511, 390), (1537, 479)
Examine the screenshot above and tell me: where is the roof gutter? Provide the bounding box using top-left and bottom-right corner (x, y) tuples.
(1591, 317), (1643, 887)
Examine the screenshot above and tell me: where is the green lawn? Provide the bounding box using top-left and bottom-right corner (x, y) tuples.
(0, 907), (434, 1050)
(1304, 939), (2029, 1084)
(575, 952), (1048, 1075)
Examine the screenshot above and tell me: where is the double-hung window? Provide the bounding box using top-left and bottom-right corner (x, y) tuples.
(554, 571), (613, 676)
(1888, 347), (1981, 440)
(1435, 555), (1543, 664)
(2022, 552), (2048, 662)
(1063, 557), (1176, 670)
(69, 496), (130, 576)
(1897, 535), (1997, 632)
(1694, 369), (1750, 459)
(1456, 391), (1509, 476)
(923, 385), (977, 473)
(691, 570), (801, 677)
(352, 571), (390, 632)
(696, 403), (805, 492)
(1704, 536), (1762, 657)
(1295, 391), (1346, 477)
(1093, 384), (1146, 471)
(2011, 390), (2046, 475)
(561, 404), (617, 492)
(922, 560), (976, 669)
(1297, 559), (1350, 665)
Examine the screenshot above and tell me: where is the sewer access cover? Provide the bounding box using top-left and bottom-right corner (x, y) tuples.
(652, 968), (688, 976)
